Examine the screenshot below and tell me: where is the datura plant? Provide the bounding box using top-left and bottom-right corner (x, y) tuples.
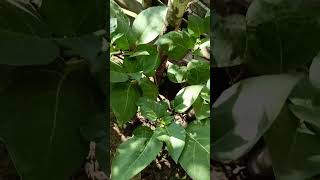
(110, 0), (211, 179)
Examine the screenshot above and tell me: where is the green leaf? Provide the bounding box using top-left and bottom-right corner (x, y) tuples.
(310, 52), (320, 90)
(133, 126), (153, 138)
(193, 97), (210, 120)
(111, 83), (140, 125)
(135, 44), (161, 76)
(110, 0), (136, 50)
(155, 31), (195, 60)
(265, 106), (320, 180)
(167, 64), (187, 83)
(110, 61), (129, 83)
(132, 6), (168, 44)
(139, 77), (159, 100)
(40, 0), (105, 36)
(110, 71), (129, 83)
(137, 97), (169, 121)
(246, 0), (320, 74)
(188, 15), (208, 37)
(179, 120), (210, 180)
(112, 128), (163, 180)
(213, 14), (246, 67)
(155, 123), (186, 163)
(0, 67), (103, 180)
(186, 60), (210, 85)
(212, 74), (300, 160)
(174, 85), (204, 113)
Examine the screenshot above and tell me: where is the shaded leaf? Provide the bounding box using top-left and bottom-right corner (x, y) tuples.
(56, 33), (103, 63)
(40, 0), (105, 36)
(246, 0), (320, 74)
(310, 52), (320, 90)
(212, 74), (300, 160)
(0, 67), (102, 180)
(213, 14), (246, 67)
(265, 106), (320, 180)
(139, 77), (158, 100)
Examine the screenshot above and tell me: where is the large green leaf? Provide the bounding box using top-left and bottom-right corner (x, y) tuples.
(110, 60), (129, 83)
(40, 0), (106, 36)
(213, 14), (246, 67)
(186, 60), (210, 85)
(111, 127), (163, 180)
(265, 106), (320, 180)
(174, 85), (204, 113)
(110, 0), (136, 50)
(134, 44), (160, 76)
(0, 1), (59, 65)
(132, 6), (167, 44)
(139, 77), (159, 100)
(212, 74), (300, 160)
(156, 123), (186, 163)
(137, 97), (169, 121)
(310, 52), (320, 90)
(111, 83), (140, 125)
(187, 15), (210, 37)
(0, 67), (103, 180)
(246, 0), (320, 74)
(179, 120), (210, 180)
(155, 31), (195, 60)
